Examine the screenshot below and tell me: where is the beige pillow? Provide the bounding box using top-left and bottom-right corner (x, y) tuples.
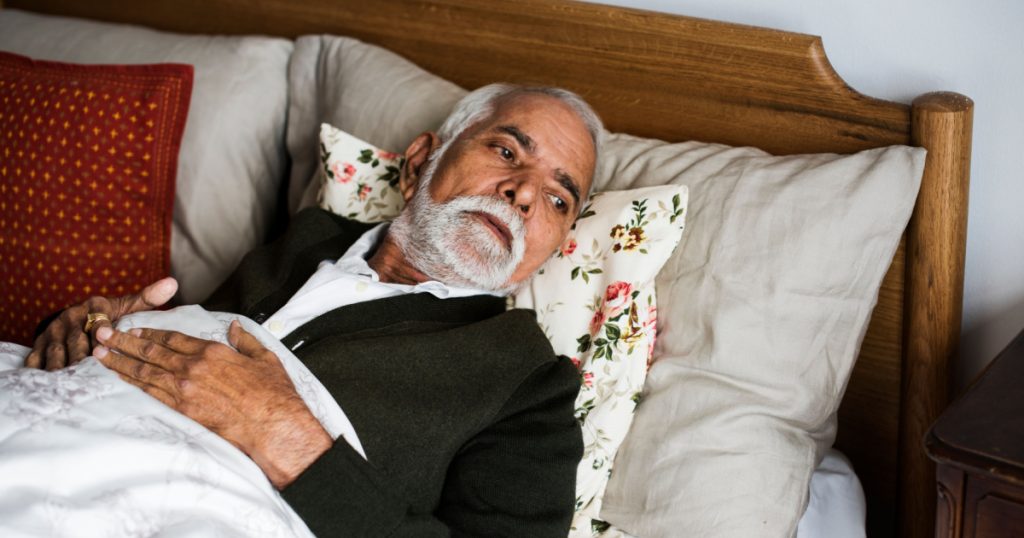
(286, 35), (925, 537)
(598, 136), (923, 536)
(0, 9), (293, 303)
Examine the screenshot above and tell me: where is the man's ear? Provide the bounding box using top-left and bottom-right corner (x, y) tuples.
(399, 132), (441, 203)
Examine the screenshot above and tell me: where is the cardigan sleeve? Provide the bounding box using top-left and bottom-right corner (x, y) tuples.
(281, 356), (583, 538)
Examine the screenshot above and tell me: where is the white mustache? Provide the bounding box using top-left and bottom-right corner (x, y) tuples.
(445, 195), (526, 251)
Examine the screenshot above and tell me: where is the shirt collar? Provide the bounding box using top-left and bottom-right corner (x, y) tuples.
(334, 223), (503, 299)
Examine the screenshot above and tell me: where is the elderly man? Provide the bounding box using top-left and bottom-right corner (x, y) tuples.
(26, 83), (602, 537)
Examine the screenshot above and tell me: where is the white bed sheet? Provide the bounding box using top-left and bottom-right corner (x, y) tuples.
(598, 449), (867, 537)
(796, 449), (867, 538)
(0, 306), (360, 538)
(0, 306), (866, 538)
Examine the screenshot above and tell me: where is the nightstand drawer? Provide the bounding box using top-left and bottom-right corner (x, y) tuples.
(928, 329), (1024, 538)
(937, 465), (1024, 538)
(970, 476), (1024, 538)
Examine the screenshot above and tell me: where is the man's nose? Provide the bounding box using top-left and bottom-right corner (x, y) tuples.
(499, 177), (538, 217)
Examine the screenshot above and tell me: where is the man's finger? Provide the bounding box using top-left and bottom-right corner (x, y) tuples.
(95, 326), (182, 372)
(228, 321), (269, 359)
(113, 277), (178, 317)
(83, 318), (113, 348)
(111, 369), (178, 409)
(44, 342), (67, 371)
(95, 344), (180, 396)
(82, 296), (115, 340)
(41, 320), (68, 370)
(25, 341), (44, 369)
(66, 328), (92, 366)
(134, 328), (207, 355)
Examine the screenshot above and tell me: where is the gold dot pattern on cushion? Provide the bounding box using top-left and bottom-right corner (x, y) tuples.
(0, 52), (192, 345)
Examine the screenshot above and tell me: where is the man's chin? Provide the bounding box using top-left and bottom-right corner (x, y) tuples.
(446, 258), (517, 293)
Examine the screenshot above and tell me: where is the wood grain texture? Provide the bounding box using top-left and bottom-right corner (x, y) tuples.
(11, 0), (912, 155)
(903, 91), (974, 538)
(3, 1), (972, 536)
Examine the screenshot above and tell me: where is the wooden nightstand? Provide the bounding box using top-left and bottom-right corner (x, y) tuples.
(926, 329), (1024, 538)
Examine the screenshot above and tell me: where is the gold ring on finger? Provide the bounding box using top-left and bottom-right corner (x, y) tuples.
(84, 312), (111, 333)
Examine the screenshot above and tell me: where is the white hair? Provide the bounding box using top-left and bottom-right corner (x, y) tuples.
(434, 83), (603, 187)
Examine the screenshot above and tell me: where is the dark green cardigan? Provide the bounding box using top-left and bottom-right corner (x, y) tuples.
(204, 208), (583, 537)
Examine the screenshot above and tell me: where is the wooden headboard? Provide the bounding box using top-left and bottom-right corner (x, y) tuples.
(7, 0), (972, 535)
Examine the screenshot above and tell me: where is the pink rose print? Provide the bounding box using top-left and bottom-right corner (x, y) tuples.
(332, 162), (357, 184)
(644, 305), (658, 366)
(589, 310), (606, 336)
(560, 237), (577, 257)
(603, 281), (634, 318)
(570, 356), (582, 370)
(357, 183), (372, 201)
(377, 149), (401, 160)
(582, 371), (594, 388)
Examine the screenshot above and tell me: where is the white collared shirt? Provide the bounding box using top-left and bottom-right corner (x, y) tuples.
(262, 223), (501, 340)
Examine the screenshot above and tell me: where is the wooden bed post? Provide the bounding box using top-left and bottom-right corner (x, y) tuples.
(901, 92), (973, 538)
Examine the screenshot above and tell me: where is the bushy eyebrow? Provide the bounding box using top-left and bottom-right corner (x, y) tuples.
(496, 125), (535, 154)
(555, 170), (581, 208)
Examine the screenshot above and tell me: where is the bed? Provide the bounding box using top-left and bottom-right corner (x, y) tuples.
(0, 0), (972, 536)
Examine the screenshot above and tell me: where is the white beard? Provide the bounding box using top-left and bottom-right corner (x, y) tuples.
(389, 157), (526, 292)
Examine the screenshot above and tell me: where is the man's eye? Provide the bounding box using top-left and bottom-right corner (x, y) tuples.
(497, 146), (514, 161)
(548, 193), (568, 212)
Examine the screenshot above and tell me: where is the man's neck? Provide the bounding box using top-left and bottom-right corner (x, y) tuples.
(365, 231), (434, 286)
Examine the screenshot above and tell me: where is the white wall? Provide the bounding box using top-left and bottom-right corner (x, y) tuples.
(593, 0), (1024, 390)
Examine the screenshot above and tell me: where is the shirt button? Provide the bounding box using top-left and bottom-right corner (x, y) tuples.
(268, 320), (284, 334)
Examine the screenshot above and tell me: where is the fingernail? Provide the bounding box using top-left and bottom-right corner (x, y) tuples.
(96, 326), (112, 341)
(130, 328), (142, 337)
(94, 346), (108, 358)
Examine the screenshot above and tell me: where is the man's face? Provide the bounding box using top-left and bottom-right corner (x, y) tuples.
(420, 94), (597, 288)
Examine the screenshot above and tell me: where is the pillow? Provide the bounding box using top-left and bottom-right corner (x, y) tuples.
(314, 124), (688, 535)
(597, 136), (923, 537)
(0, 51), (191, 345)
(0, 9), (293, 303)
(516, 187), (686, 537)
(316, 124), (405, 222)
(287, 36), (925, 537)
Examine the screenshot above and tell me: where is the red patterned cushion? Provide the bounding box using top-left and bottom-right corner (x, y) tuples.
(0, 51), (192, 345)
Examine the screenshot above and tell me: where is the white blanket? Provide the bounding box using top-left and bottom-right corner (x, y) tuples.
(0, 306), (361, 538)
(0, 306), (865, 537)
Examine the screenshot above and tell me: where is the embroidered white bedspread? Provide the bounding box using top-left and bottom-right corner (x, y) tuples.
(0, 305), (361, 538)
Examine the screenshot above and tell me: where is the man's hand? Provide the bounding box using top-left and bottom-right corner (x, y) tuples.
(25, 277), (178, 370)
(93, 321), (332, 489)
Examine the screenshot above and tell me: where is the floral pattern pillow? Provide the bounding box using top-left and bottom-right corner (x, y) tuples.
(317, 124), (406, 222)
(316, 125), (688, 537)
(513, 187), (686, 537)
